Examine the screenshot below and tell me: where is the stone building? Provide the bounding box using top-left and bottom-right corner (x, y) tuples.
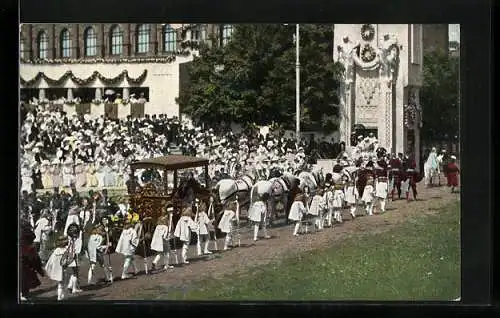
(334, 24), (425, 166)
(19, 23), (233, 118)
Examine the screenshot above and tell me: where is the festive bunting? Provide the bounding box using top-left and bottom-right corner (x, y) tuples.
(20, 70), (148, 87)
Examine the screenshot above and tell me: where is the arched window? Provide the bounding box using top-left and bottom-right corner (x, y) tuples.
(163, 24), (177, 53)
(37, 31), (49, 59)
(84, 27), (97, 57)
(60, 29), (72, 58)
(110, 25), (123, 55)
(221, 24), (233, 46)
(136, 24), (150, 53)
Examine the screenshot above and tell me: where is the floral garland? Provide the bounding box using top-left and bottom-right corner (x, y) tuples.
(361, 24), (375, 42)
(20, 70), (147, 87)
(360, 44), (377, 63)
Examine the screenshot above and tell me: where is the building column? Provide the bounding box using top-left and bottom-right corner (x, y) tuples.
(95, 88), (102, 100)
(339, 81), (352, 146)
(39, 88), (46, 101)
(414, 87), (421, 169)
(67, 88), (74, 101)
(122, 87), (130, 100)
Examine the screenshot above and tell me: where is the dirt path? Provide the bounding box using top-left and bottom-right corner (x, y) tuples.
(29, 184), (459, 301)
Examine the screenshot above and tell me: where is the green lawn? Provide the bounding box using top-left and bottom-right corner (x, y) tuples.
(138, 200), (460, 301)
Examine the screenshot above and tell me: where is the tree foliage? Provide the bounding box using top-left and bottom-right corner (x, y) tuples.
(177, 24), (343, 132)
(420, 51), (459, 140)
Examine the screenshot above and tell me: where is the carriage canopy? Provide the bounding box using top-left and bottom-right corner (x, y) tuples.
(130, 155), (209, 170)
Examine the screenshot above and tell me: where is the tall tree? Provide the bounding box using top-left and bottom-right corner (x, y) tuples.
(420, 51), (459, 141)
(177, 24), (343, 132)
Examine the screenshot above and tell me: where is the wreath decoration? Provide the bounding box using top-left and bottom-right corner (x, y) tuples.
(361, 24), (375, 42)
(360, 44), (377, 63)
(20, 70), (147, 87)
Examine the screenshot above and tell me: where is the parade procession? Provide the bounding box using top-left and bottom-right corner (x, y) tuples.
(19, 23), (460, 301)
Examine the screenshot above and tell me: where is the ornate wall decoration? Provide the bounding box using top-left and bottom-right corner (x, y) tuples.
(336, 36), (358, 84)
(20, 70), (147, 87)
(360, 44), (377, 63)
(378, 34), (401, 85)
(357, 70), (379, 105)
(361, 24), (375, 42)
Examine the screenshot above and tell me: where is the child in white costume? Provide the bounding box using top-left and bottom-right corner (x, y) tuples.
(344, 179), (359, 219)
(45, 236), (69, 301)
(332, 183), (345, 223)
(288, 193), (306, 236)
(362, 176), (376, 216)
(195, 201), (214, 255)
(247, 193), (270, 241)
(87, 225), (113, 284)
(307, 188), (326, 231)
(218, 201), (238, 250)
(174, 207), (198, 264)
(150, 212), (175, 270)
(115, 221), (139, 279)
(63, 209), (83, 294)
(34, 210), (52, 263)
(323, 184), (334, 227)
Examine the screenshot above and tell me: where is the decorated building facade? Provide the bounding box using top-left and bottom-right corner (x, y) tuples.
(334, 24), (424, 165)
(19, 23), (234, 119)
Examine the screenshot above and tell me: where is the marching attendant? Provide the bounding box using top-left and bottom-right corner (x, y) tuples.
(445, 155), (460, 193)
(87, 225), (113, 284)
(65, 223), (83, 294)
(374, 160), (389, 213)
(248, 193), (270, 241)
(362, 175), (376, 216)
(332, 183), (345, 223)
(218, 201), (238, 250)
(45, 236), (70, 301)
(116, 219), (139, 279)
(34, 209), (52, 264)
(20, 225), (45, 301)
(288, 193), (306, 236)
(323, 184), (334, 227)
(344, 177), (359, 219)
(150, 212), (175, 270)
(402, 155), (418, 201)
(195, 201), (214, 255)
(174, 207), (198, 264)
(388, 154), (402, 200)
(307, 188), (326, 231)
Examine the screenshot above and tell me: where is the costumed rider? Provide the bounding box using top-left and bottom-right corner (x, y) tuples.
(115, 218), (139, 280)
(63, 206), (83, 294)
(374, 154), (389, 213)
(174, 206), (198, 264)
(288, 193), (306, 236)
(150, 207), (175, 271)
(87, 224), (113, 284)
(195, 200), (214, 256)
(218, 201), (239, 250)
(361, 162), (376, 215)
(45, 236), (70, 301)
(248, 193), (271, 241)
(307, 188), (326, 231)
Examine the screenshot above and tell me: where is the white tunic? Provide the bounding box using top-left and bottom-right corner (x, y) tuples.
(45, 247), (67, 282)
(362, 185), (375, 203)
(34, 217), (51, 243)
(150, 224), (172, 252)
(247, 201), (267, 223)
(196, 212), (211, 235)
(115, 227), (139, 256)
(308, 195), (326, 216)
(288, 201), (306, 222)
(63, 215), (82, 255)
(332, 190), (345, 208)
(87, 233), (104, 263)
(344, 185), (359, 204)
(324, 190), (334, 211)
(375, 180), (388, 198)
(218, 210), (236, 234)
(174, 216), (198, 242)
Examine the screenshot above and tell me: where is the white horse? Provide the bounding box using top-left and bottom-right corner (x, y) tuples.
(215, 168), (258, 205)
(296, 168), (324, 193)
(424, 148), (440, 186)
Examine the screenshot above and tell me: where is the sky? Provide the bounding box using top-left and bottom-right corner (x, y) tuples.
(449, 24), (460, 43)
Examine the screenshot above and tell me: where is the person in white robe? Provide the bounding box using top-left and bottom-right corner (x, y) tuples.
(195, 201), (213, 255)
(332, 183), (345, 223)
(44, 236), (69, 301)
(288, 193), (306, 236)
(63, 209), (83, 294)
(115, 220), (139, 280)
(174, 207), (198, 264)
(323, 184), (334, 227)
(74, 160), (86, 189)
(344, 179), (359, 219)
(150, 212), (174, 270)
(51, 161), (62, 189)
(34, 210), (52, 263)
(95, 161), (105, 188)
(87, 161), (99, 188)
(361, 175), (376, 215)
(308, 188), (326, 231)
(218, 201), (238, 250)
(87, 225), (113, 284)
(62, 158), (74, 189)
(40, 160), (53, 189)
(247, 194), (270, 241)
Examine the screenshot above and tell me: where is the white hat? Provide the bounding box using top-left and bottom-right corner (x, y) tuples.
(51, 159), (60, 165)
(450, 155), (457, 160)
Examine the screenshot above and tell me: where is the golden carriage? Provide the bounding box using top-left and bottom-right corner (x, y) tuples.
(126, 155), (212, 264)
